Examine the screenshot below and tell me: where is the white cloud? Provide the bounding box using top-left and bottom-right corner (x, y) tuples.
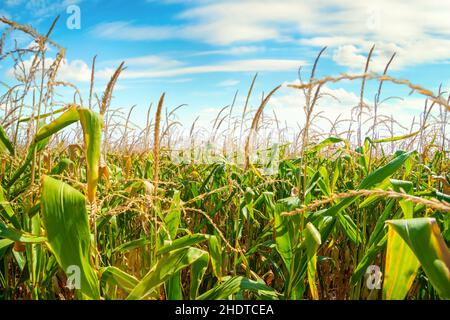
(118, 59), (306, 79)
(92, 0), (450, 70)
(217, 79), (240, 87)
(8, 57), (92, 82)
(7, 55), (305, 82)
(91, 21), (178, 41)
(25, 0), (83, 18)
(265, 82), (434, 140)
(122, 55), (181, 67)
(191, 46), (265, 56)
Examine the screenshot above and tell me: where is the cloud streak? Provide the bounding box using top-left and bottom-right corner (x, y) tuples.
(91, 0), (450, 70)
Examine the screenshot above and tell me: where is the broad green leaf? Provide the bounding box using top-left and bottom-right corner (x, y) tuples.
(100, 266), (139, 293)
(0, 125), (13, 155)
(337, 213), (364, 244)
(127, 247), (207, 300)
(50, 158), (74, 175)
(372, 129), (422, 143)
(190, 251), (209, 300)
(304, 223), (321, 300)
(383, 222), (420, 300)
(0, 238), (13, 258)
(321, 151), (415, 222)
(274, 204), (293, 270)
(386, 218), (450, 299)
(157, 233), (208, 255)
(78, 108), (103, 203)
(197, 276), (278, 300)
(113, 237), (151, 253)
(34, 105), (80, 143)
(165, 190), (181, 240)
(0, 221), (46, 243)
(311, 137), (346, 152)
(6, 136), (49, 189)
(208, 235), (222, 279)
(166, 271), (183, 300)
(351, 234), (387, 284)
(0, 186), (20, 228)
(41, 175), (100, 300)
(359, 151), (415, 190)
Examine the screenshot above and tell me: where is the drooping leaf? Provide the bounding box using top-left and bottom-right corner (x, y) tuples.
(304, 223), (321, 300)
(34, 105), (80, 143)
(164, 190), (181, 241)
(127, 247), (207, 300)
(383, 222), (420, 300)
(274, 204), (293, 270)
(197, 276), (279, 300)
(166, 271), (183, 300)
(385, 218), (450, 299)
(0, 125), (13, 155)
(78, 108), (103, 203)
(40, 175), (100, 300)
(190, 251), (209, 300)
(208, 235), (222, 279)
(0, 185), (20, 228)
(0, 221), (46, 243)
(157, 233), (208, 256)
(100, 266), (139, 293)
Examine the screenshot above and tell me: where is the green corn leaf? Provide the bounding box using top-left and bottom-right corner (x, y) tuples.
(383, 222), (420, 300)
(359, 151), (415, 190)
(197, 276), (279, 300)
(157, 233), (208, 256)
(337, 213), (364, 244)
(50, 158), (74, 175)
(304, 223), (321, 300)
(165, 190), (181, 241)
(100, 266), (139, 293)
(0, 185), (21, 228)
(127, 247), (207, 300)
(0, 125), (14, 155)
(320, 151), (415, 225)
(0, 221), (46, 243)
(41, 175), (100, 300)
(166, 271), (183, 300)
(208, 235), (222, 279)
(372, 129), (423, 144)
(274, 204), (293, 271)
(190, 251), (209, 300)
(311, 137), (346, 152)
(351, 234), (387, 284)
(34, 105), (80, 143)
(113, 237), (151, 253)
(0, 238), (13, 258)
(385, 218), (450, 299)
(78, 108), (103, 203)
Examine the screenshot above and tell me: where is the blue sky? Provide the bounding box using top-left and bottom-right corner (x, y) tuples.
(1, 0), (449, 134)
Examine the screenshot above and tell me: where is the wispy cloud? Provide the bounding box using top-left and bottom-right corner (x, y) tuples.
(91, 0), (450, 70)
(118, 59), (306, 79)
(91, 21), (179, 41)
(217, 79), (240, 87)
(7, 57), (92, 82)
(190, 46), (265, 56)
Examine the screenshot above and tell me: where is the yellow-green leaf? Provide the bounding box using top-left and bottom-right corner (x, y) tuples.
(41, 175), (100, 300)
(78, 108), (103, 203)
(385, 218), (450, 299)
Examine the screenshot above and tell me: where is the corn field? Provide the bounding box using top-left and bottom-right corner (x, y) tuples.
(0, 17), (449, 301)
